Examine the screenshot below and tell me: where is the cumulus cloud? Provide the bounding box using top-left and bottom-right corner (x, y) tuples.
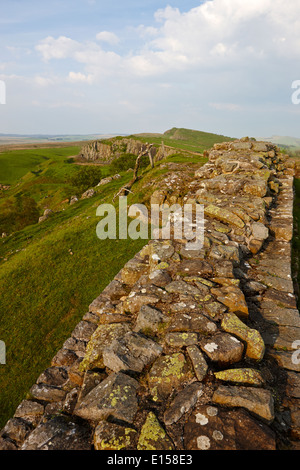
(96, 31), (119, 45)
(35, 0), (300, 80)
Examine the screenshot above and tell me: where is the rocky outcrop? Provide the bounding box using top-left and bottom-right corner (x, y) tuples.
(1, 138), (299, 451)
(80, 138), (186, 163)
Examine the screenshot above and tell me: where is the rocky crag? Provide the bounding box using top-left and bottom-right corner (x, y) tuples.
(1, 139), (299, 450)
(79, 137), (193, 163)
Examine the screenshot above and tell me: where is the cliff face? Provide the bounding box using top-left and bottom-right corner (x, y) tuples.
(1, 139), (299, 451)
(79, 138), (183, 163)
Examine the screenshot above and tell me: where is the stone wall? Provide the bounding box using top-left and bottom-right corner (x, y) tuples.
(1, 139), (299, 450)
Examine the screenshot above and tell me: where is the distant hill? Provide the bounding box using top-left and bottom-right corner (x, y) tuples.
(133, 127), (235, 153)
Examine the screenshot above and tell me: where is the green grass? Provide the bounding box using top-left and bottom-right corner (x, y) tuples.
(132, 127), (235, 154)
(0, 147), (80, 185)
(0, 188), (149, 426)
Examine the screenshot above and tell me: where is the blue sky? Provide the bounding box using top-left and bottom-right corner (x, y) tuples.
(1, 0), (300, 138)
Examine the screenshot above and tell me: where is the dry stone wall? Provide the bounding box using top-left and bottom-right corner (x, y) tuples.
(1, 139), (299, 451)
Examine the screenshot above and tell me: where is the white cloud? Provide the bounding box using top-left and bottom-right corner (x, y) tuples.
(35, 1), (300, 80)
(96, 31), (119, 45)
(35, 36), (82, 61)
(67, 71), (94, 84)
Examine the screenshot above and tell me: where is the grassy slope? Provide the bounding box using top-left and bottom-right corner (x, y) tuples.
(0, 147), (80, 186)
(133, 127), (235, 153)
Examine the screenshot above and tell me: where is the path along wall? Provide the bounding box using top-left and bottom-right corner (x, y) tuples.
(1, 139), (299, 450)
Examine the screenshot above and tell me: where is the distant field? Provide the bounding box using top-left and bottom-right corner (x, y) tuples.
(0, 146), (80, 185)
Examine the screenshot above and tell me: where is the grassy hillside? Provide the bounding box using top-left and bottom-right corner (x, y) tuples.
(133, 127), (235, 153)
(0, 147), (80, 185)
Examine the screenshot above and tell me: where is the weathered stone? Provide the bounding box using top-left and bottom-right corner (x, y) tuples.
(214, 368), (264, 386)
(186, 345), (209, 381)
(204, 205), (245, 229)
(211, 286), (249, 318)
(0, 437), (18, 450)
(51, 348), (78, 368)
(63, 337), (87, 357)
(286, 372), (300, 399)
(81, 188), (95, 199)
(134, 305), (169, 334)
(67, 358), (85, 386)
(199, 332), (244, 366)
(30, 384), (67, 403)
(63, 388), (78, 414)
(164, 382), (203, 425)
(80, 323), (130, 371)
(184, 405), (276, 450)
(209, 245), (240, 266)
(262, 325), (300, 351)
(212, 385), (275, 423)
(221, 313), (265, 361)
(165, 332), (198, 348)
(149, 240), (175, 267)
(94, 421), (137, 450)
(269, 221), (293, 242)
(120, 258), (149, 285)
(148, 353), (194, 402)
(165, 280), (202, 296)
(78, 370), (107, 402)
(148, 269), (172, 287)
(243, 178), (267, 197)
(124, 293), (160, 314)
(178, 259), (213, 277)
(137, 412), (174, 450)
(267, 350), (300, 372)
(167, 313), (217, 335)
(2, 418), (32, 446)
(204, 301), (227, 320)
(21, 415), (92, 450)
(74, 372), (139, 423)
(36, 367), (69, 387)
(14, 400), (44, 427)
(102, 332), (162, 373)
(251, 222), (269, 240)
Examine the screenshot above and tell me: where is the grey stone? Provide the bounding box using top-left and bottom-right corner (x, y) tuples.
(14, 400), (44, 427)
(21, 415), (92, 450)
(2, 418), (32, 446)
(30, 384), (67, 403)
(186, 345), (209, 381)
(199, 332), (244, 366)
(212, 385), (275, 423)
(74, 372), (139, 423)
(102, 331), (162, 373)
(134, 305), (169, 333)
(164, 382), (204, 425)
